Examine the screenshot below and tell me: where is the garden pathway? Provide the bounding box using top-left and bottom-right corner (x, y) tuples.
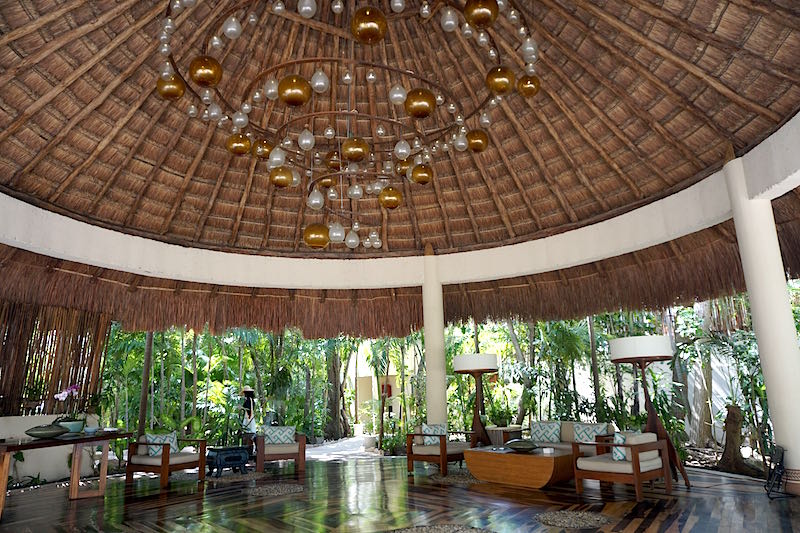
(306, 436), (380, 461)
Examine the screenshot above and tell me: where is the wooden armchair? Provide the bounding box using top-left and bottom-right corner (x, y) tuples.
(255, 433), (306, 472)
(125, 436), (206, 489)
(572, 434), (672, 502)
(406, 430), (474, 476)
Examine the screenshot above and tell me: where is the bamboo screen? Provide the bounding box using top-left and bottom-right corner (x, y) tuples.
(0, 300), (111, 416)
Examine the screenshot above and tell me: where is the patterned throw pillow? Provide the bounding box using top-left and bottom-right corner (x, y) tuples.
(263, 426), (296, 444)
(421, 423), (447, 445)
(573, 423), (608, 443)
(612, 432), (627, 461)
(146, 431), (179, 457)
(530, 421), (561, 443)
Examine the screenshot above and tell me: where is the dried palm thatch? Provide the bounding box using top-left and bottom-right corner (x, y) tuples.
(2, 188), (800, 338)
(0, 300), (110, 415)
(0, 1), (798, 258)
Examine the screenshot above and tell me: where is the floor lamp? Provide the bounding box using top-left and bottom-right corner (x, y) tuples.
(454, 353), (498, 447)
(609, 335), (691, 488)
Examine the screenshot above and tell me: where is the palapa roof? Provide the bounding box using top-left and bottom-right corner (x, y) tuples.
(1, 0), (799, 335)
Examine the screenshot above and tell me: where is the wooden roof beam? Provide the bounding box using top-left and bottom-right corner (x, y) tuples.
(229, 157), (258, 246)
(193, 156), (232, 242)
(0, 0), (82, 48)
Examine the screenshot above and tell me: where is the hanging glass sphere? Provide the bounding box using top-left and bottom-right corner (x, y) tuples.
(376, 125), (386, 137)
(297, 0), (317, 19)
(310, 69), (330, 93)
(269, 146), (286, 167)
(278, 75), (312, 106)
(521, 37), (539, 63)
(200, 88), (213, 104)
(273, 1), (286, 14)
(462, 23), (474, 38)
(341, 70), (353, 84)
(347, 184), (364, 199)
(298, 128), (315, 151)
(363, 238), (373, 249)
(366, 70), (377, 83)
(231, 111), (248, 128)
(447, 102), (457, 114)
(207, 103), (222, 120)
(464, 0), (499, 29)
(350, 7), (388, 45)
(248, 12), (258, 24)
(210, 35), (223, 49)
(453, 133), (468, 152)
(479, 111), (492, 128)
(252, 90), (263, 103)
(390, 0), (405, 14)
(291, 168), (301, 187)
(486, 66), (515, 95)
(331, 0), (344, 14)
(508, 8), (519, 24)
(379, 186), (402, 209)
(466, 129), (489, 152)
(419, 2), (431, 18)
(241, 102), (252, 114)
(440, 6), (459, 32)
(525, 63), (537, 76)
(327, 188), (338, 200)
(404, 88), (436, 119)
(264, 78), (279, 100)
(306, 189), (325, 210)
(159, 42), (171, 56)
(394, 140), (411, 160)
(324, 125), (336, 139)
(222, 16), (242, 39)
(373, 238), (382, 249)
(156, 75), (185, 100)
(328, 222), (346, 243)
(187, 104), (198, 117)
(497, 0), (507, 10)
(189, 55), (222, 87)
(476, 30), (489, 47)
(269, 166), (293, 187)
(303, 223), (329, 248)
(345, 229), (360, 249)
(389, 85), (407, 105)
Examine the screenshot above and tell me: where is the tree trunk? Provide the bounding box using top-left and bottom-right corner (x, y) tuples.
(718, 405), (764, 477)
(180, 327), (186, 437)
(191, 331), (198, 420)
(340, 345), (354, 437)
(473, 317), (481, 353)
(378, 375), (387, 450)
(250, 341), (266, 417)
(588, 316), (601, 419)
(399, 343), (407, 429)
(615, 364), (624, 408)
(204, 334), (212, 427)
(304, 365), (311, 424)
(571, 357), (579, 418)
(159, 333), (166, 421)
(697, 355), (714, 447)
(505, 319), (532, 424)
(324, 342), (342, 440)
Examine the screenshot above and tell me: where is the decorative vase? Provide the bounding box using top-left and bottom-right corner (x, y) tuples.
(57, 419), (85, 433)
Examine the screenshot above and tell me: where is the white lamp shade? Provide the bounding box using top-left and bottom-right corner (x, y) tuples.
(608, 335), (672, 362)
(453, 353), (498, 373)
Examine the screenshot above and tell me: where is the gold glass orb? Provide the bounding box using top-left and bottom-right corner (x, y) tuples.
(351, 7), (387, 45)
(251, 139), (274, 159)
(324, 150), (342, 171)
(486, 66), (515, 95)
(317, 175), (337, 188)
(303, 223), (330, 248)
(188, 55), (222, 88)
(411, 164), (433, 185)
(466, 129), (490, 152)
(404, 88), (436, 119)
(226, 133), (251, 155)
(269, 166), (293, 188)
(278, 75), (312, 106)
(156, 75), (185, 100)
(463, 0), (499, 29)
(517, 75), (541, 97)
(378, 186), (402, 209)
(341, 137), (370, 162)
(395, 158), (411, 176)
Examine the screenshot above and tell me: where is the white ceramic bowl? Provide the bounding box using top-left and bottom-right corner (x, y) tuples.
(84, 426), (99, 435)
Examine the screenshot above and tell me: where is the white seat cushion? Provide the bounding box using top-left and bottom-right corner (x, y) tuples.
(263, 443), (300, 454)
(129, 451), (199, 466)
(577, 453), (663, 474)
(624, 432), (659, 462)
(533, 441), (599, 456)
(412, 441), (471, 455)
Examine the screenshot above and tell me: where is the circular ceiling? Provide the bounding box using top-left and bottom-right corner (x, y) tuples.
(0, 0), (798, 259)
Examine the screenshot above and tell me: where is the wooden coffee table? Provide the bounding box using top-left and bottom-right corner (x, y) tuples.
(464, 447), (573, 489)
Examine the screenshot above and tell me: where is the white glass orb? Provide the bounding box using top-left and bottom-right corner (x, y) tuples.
(219, 118), (230, 129)
(455, 114), (464, 125)
(185, 104), (197, 118)
(419, 2), (431, 18)
(171, 0), (183, 14)
(366, 70), (377, 83)
(306, 189), (325, 210)
(241, 102), (252, 114)
(412, 137), (422, 149)
(207, 103), (222, 121)
(497, 0), (507, 11)
(159, 32), (170, 44)
(413, 154), (423, 165)
(406, 165), (414, 180)
(389, 85), (407, 105)
(435, 94), (445, 105)
(376, 125), (386, 137)
(341, 70), (352, 84)
(328, 222), (345, 243)
(264, 78), (279, 100)
(248, 12), (258, 24)
(518, 26), (528, 37)
(269, 146), (286, 167)
(324, 125), (336, 139)
(347, 184), (363, 199)
(297, 0), (317, 19)
(162, 17), (176, 33)
(298, 128), (315, 151)
(488, 48), (497, 60)
(521, 37), (539, 60)
(383, 160), (393, 173)
(479, 111), (491, 128)
(291, 168), (301, 187)
(231, 111), (249, 128)
(440, 7), (459, 32)
(281, 137), (292, 149)
(160, 60), (174, 77)
(365, 183), (375, 195)
(363, 239), (372, 249)
(394, 140), (411, 160)
(273, 1), (286, 14)
(200, 88), (213, 104)
(222, 17), (242, 39)
(524, 48), (539, 64)
(252, 90), (263, 103)
(327, 188), (338, 200)
(159, 42), (171, 56)
(369, 230), (380, 240)
(441, 141), (449, 152)
(390, 0), (405, 14)
(447, 102), (457, 114)
(201, 109), (210, 121)
(331, 0), (344, 14)
(345, 230), (360, 249)
(311, 69), (330, 93)
(210, 35), (223, 49)
(461, 23), (474, 38)
(352, 221), (360, 231)
(508, 9), (519, 24)
(346, 162), (359, 174)
(525, 63), (537, 76)
(454, 134), (468, 152)
(490, 96), (499, 107)
(373, 238), (382, 248)
(477, 30), (489, 47)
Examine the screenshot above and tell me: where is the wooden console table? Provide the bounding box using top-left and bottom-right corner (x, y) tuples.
(0, 431), (132, 520)
(464, 447), (574, 489)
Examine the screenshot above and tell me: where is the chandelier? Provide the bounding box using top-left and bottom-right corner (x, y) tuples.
(155, 0), (540, 251)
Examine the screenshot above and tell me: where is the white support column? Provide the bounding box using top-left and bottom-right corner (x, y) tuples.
(423, 244), (447, 425)
(725, 155), (800, 494)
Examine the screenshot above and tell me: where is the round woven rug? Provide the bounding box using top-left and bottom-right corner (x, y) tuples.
(243, 483), (304, 497)
(536, 510), (612, 529)
(385, 526), (492, 533)
(426, 467), (484, 487)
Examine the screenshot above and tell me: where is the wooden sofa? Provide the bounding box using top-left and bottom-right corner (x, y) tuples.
(572, 433), (672, 502)
(406, 430), (474, 476)
(126, 436), (206, 489)
(255, 433), (306, 472)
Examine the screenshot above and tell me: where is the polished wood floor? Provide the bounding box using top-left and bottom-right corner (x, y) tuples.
(0, 457), (796, 532)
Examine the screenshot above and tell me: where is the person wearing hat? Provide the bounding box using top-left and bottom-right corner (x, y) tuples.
(241, 386), (257, 453)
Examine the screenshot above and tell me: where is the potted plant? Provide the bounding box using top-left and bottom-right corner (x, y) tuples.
(488, 389), (514, 428)
(54, 384), (85, 433)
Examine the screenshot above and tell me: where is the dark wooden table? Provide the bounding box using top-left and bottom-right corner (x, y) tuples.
(0, 431), (132, 520)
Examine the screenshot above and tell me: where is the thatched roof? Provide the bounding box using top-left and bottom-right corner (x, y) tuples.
(1, 1), (799, 335)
